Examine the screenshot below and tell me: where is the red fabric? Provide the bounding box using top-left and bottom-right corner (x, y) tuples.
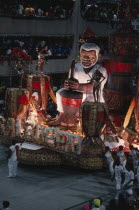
(106, 91), (132, 98)
(83, 27), (97, 37)
(123, 147), (130, 153)
(20, 51), (30, 59)
(110, 62), (133, 73)
(32, 81), (40, 90)
(45, 81), (49, 90)
(97, 111), (105, 122)
(112, 115), (121, 127)
(12, 47), (21, 57)
(32, 81), (49, 90)
(82, 113), (89, 121)
(12, 47), (30, 59)
(18, 96), (29, 105)
(62, 97), (82, 108)
(112, 147), (130, 153)
(64, 136), (67, 141)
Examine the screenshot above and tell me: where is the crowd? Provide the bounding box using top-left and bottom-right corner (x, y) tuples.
(0, 35), (73, 61)
(104, 144), (139, 209)
(81, 0), (139, 29)
(81, 0), (120, 24)
(0, 0), (75, 19)
(82, 144), (139, 210)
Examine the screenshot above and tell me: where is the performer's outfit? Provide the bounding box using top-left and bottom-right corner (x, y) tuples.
(136, 165), (139, 183)
(56, 63), (107, 113)
(129, 150), (139, 172)
(8, 144), (20, 177)
(105, 151), (114, 177)
(123, 169), (134, 188)
(117, 151), (127, 169)
(114, 165), (124, 190)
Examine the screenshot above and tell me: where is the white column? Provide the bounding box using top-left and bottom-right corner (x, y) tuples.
(34, 124), (40, 139)
(16, 119), (21, 136)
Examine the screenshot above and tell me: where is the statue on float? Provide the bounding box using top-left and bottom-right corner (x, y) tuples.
(48, 43), (108, 127)
(5, 46), (56, 127)
(25, 46), (56, 124)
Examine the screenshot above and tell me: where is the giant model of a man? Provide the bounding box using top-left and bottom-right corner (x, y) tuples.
(49, 43), (108, 125)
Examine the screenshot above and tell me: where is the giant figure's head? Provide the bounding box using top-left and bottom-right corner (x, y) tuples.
(80, 43), (101, 68)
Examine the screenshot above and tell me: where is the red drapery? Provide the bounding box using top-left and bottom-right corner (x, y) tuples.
(32, 81), (49, 90)
(62, 97), (82, 108)
(18, 96), (29, 105)
(110, 62), (134, 73)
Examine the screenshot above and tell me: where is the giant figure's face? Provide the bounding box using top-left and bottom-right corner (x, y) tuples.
(80, 49), (98, 68)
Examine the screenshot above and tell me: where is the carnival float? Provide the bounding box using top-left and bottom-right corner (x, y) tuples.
(0, 0), (139, 170)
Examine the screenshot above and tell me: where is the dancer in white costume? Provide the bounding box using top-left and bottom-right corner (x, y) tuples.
(49, 43), (107, 125)
(129, 145), (139, 173)
(117, 145), (127, 169)
(105, 146), (114, 178)
(7, 140), (21, 178)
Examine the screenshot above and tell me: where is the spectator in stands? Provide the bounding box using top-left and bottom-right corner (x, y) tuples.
(81, 0), (121, 24)
(17, 3), (24, 16)
(56, 46), (62, 56)
(6, 48), (12, 57)
(0, 0), (74, 19)
(43, 46), (52, 57)
(19, 40), (24, 47)
(37, 8), (43, 17)
(0, 35), (73, 60)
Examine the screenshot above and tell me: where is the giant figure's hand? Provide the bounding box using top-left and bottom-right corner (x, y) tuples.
(64, 80), (79, 90)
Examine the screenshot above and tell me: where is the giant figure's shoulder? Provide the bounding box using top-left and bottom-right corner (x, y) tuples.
(97, 64), (108, 77)
(74, 62), (82, 72)
(97, 64), (107, 72)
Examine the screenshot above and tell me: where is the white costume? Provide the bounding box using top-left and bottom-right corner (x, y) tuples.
(56, 63), (107, 113)
(129, 150), (139, 171)
(117, 151), (127, 169)
(8, 144), (20, 177)
(114, 165), (124, 190)
(136, 166), (139, 183)
(105, 151), (114, 177)
(123, 169), (134, 188)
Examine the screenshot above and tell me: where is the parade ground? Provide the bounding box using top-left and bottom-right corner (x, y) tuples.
(0, 145), (115, 210)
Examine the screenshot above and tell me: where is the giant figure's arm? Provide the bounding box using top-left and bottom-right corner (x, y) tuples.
(64, 79), (96, 92)
(78, 81), (96, 92)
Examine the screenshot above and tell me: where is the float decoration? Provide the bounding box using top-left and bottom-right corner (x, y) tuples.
(2, 0), (139, 169)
